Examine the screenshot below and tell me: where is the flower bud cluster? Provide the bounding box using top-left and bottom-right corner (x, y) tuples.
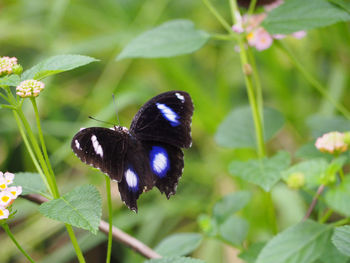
(16, 80), (45, 98)
(315, 131), (348, 154)
(232, 0), (307, 51)
(0, 56), (19, 76)
(0, 172), (22, 220)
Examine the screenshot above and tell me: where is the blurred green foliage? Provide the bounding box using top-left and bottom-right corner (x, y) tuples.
(1, 0), (350, 262)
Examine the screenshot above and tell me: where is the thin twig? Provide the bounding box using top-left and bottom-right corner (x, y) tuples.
(303, 184), (325, 221)
(22, 194), (162, 259)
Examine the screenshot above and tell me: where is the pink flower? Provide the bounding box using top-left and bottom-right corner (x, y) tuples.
(273, 34), (286, 39)
(315, 131), (348, 154)
(292, 31), (307, 39)
(247, 28), (273, 51)
(16, 80), (45, 98)
(0, 56), (18, 76)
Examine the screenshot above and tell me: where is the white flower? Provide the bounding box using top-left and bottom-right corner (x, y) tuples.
(0, 191), (15, 207)
(16, 80), (45, 98)
(315, 131), (348, 154)
(7, 186), (22, 199)
(0, 178), (8, 191)
(0, 207), (9, 220)
(4, 172), (14, 185)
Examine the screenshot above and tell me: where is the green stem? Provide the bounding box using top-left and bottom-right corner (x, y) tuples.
(65, 224), (86, 263)
(211, 33), (237, 41)
(202, 0), (233, 33)
(30, 98), (60, 198)
(276, 41), (350, 120)
(339, 169), (345, 181)
(229, 0), (265, 157)
(248, 0), (257, 15)
(12, 110), (51, 194)
(319, 209), (333, 224)
(265, 191), (278, 234)
(330, 217), (350, 227)
(105, 175), (113, 263)
(2, 224), (36, 263)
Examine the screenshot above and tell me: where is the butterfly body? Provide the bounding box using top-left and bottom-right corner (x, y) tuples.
(71, 91), (193, 212)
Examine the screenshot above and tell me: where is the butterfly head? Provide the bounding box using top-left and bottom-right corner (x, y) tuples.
(111, 126), (129, 133)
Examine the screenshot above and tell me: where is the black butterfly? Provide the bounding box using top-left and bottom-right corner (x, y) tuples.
(71, 91), (193, 212)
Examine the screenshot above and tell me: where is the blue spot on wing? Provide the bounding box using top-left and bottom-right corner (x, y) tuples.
(150, 146), (170, 178)
(156, 103), (180, 127)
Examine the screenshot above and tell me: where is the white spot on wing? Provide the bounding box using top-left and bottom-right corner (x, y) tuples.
(125, 169), (138, 188)
(156, 103), (179, 126)
(91, 135), (103, 158)
(175, 92), (185, 103)
(153, 153), (168, 174)
(75, 139), (82, 150)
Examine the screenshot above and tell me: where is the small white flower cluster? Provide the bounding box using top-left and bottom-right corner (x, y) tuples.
(0, 172), (22, 220)
(315, 131), (348, 154)
(232, 0), (306, 51)
(0, 56), (18, 76)
(16, 80), (45, 98)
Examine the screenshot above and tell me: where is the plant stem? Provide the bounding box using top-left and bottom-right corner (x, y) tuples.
(265, 191), (278, 234)
(248, 0), (257, 15)
(2, 223), (36, 263)
(331, 217), (350, 227)
(276, 41), (350, 120)
(202, 0), (233, 33)
(339, 169), (345, 181)
(105, 175), (113, 263)
(65, 224), (86, 263)
(12, 110), (51, 193)
(229, 0), (265, 158)
(30, 98), (60, 198)
(319, 209), (333, 223)
(303, 184), (325, 221)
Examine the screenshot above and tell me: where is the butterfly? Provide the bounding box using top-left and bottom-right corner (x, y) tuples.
(71, 91), (193, 212)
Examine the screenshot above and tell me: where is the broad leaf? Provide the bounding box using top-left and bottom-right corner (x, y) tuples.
(229, 151), (290, 191)
(239, 242), (266, 263)
(322, 231), (349, 263)
(215, 106), (284, 149)
(145, 256), (205, 263)
(213, 191), (251, 223)
(295, 142), (333, 161)
(117, 20), (210, 60)
(325, 177), (350, 217)
(219, 216), (248, 246)
(332, 226), (350, 257)
(0, 75), (20, 87)
(329, 0), (350, 13)
(306, 115), (350, 138)
(282, 158), (328, 189)
(13, 172), (47, 196)
(263, 0), (350, 34)
(39, 185), (102, 234)
(155, 233), (203, 257)
(256, 220), (332, 263)
(22, 55), (98, 80)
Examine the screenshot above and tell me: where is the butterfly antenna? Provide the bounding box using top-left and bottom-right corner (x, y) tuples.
(112, 94), (121, 126)
(88, 116), (115, 126)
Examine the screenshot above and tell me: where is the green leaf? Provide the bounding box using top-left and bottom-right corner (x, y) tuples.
(155, 233), (203, 257)
(306, 115), (350, 138)
(218, 216), (248, 246)
(329, 0), (350, 14)
(295, 142), (333, 161)
(38, 185), (102, 234)
(263, 0), (350, 34)
(325, 177), (350, 217)
(229, 151), (290, 191)
(282, 158), (328, 189)
(215, 106), (285, 149)
(332, 226), (350, 257)
(322, 231), (349, 263)
(0, 75), (20, 87)
(256, 220), (332, 263)
(22, 55), (98, 80)
(213, 191), (251, 223)
(13, 172), (47, 196)
(145, 256), (205, 263)
(116, 20), (210, 60)
(239, 242), (266, 263)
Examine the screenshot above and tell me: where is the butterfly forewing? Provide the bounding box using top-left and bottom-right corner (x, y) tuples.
(130, 91), (193, 148)
(71, 127), (128, 182)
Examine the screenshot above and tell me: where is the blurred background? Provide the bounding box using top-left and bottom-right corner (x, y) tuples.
(0, 0), (349, 262)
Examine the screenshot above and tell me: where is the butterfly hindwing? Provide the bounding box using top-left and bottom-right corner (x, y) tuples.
(143, 142), (184, 198)
(130, 91), (193, 148)
(71, 127), (128, 182)
(118, 137), (156, 212)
